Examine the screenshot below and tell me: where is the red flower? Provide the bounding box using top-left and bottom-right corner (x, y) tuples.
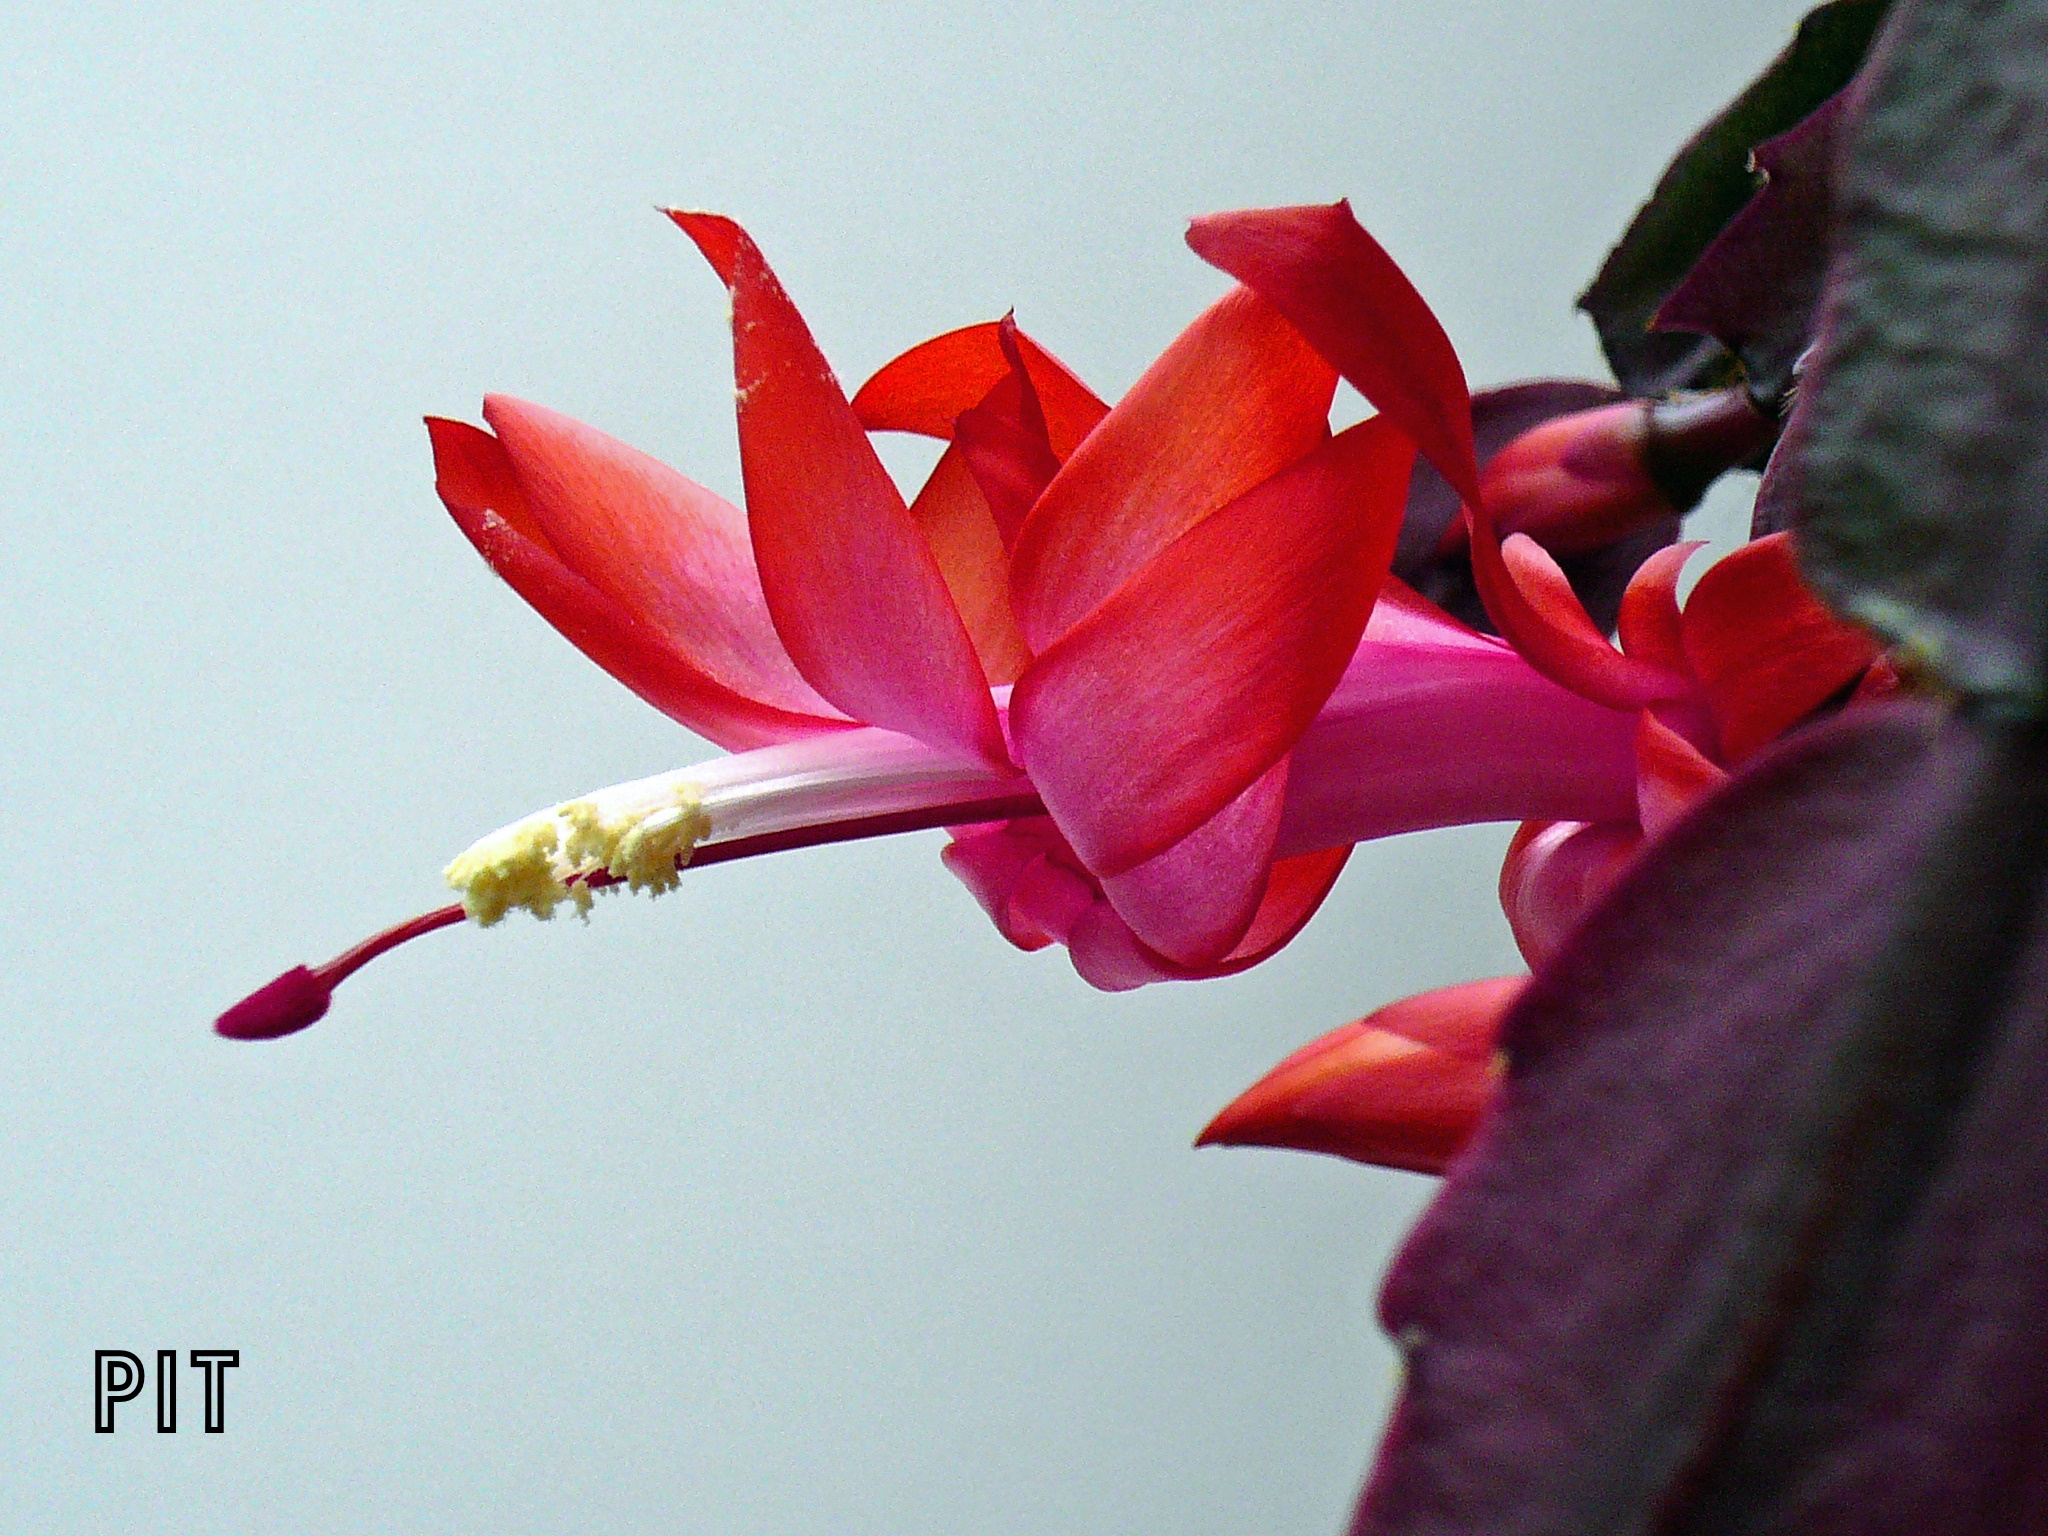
(222, 203), (1466, 1035)
(1200, 408), (1887, 1174)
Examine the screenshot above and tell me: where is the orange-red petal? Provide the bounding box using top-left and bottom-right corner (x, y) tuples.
(1196, 976), (1522, 1176)
(850, 319), (1108, 460)
(428, 416), (848, 750)
(477, 397), (845, 721)
(1636, 709), (1729, 839)
(903, 446), (1032, 686)
(1010, 417), (1413, 876)
(1007, 285), (1337, 653)
(1680, 531), (1881, 762)
(669, 211), (1010, 770)
(1615, 541), (1702, 673)
(1187, 200), (1480, 503)
(952, 318), (1064, 549)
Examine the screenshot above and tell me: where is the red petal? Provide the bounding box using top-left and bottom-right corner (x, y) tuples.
(1614, 540), (1702, 673)
(1681, 531), (1881, 762)
(952, 318), (1064, 548)
(478, 397), (844, 721)
(1196, 976), (1522, 1176)
(1469, 506), (1691, 711)
(1187, 200), (1479, 503)
(904, 446), (1032, 686)
(669, 211), (1009, 769)
(1636, 709), (1728, 839)
(850, 319), (1108, 460)
(1007, 285), (1338, 652)
(428, 416), (846, 750)
(1011, 417), (1412, 876)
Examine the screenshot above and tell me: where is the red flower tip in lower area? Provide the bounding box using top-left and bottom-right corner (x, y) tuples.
(215, 965), (335, 1041)
(1197, 976), (1523, 1176)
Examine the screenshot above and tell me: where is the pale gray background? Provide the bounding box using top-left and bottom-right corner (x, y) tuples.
(4, 3), (1787, 1531)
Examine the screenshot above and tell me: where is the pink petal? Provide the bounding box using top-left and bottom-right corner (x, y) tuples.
(1196, 976), (1523, 1176)
(1098, 760), (1288, 967)
(1186, 200), (1480, 502)
(1680, 531), (1881, 762)
(850, 319), (1108, 460)
(1277, 607), (1643, 859)
(1221, 846), (1352, 967)
(428, 416), (847, 750)
(1011, 417), (1412, 876)
(669, 210), (1010, 770)
(1007, 285), (1337, 652)
(1067, 845), (1354, 991)
(1498, 819), (1641, 969)
(940, 819), (1349, 990)
(940, 817), (1084, 952)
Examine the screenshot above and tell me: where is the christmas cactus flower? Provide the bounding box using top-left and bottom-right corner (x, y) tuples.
(223, 201), (1541, 1035)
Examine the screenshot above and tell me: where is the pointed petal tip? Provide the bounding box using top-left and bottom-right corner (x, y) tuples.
(1198, 979), (1520, 1174)
(665, 209), (746, 284)
(216, 965), (332, 1041)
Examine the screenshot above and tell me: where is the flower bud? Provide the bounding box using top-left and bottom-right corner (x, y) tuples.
(1474, 389), (1777, 557)
(1478, 401), (1668, 555)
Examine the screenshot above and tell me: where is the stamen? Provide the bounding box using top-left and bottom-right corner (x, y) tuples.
(215, 781), (1043, 1041)
(445, 770), (709, 925)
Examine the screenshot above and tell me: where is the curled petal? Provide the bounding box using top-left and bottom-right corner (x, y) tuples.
(1682, 531), (1881, 762)
(1615, 540), (1703, 673)
(1217, 846), (1352, 971)
(1071, 846), (1352, 989)
(1197, 977), (1522, 1176)
(429, 416), (847, 750)
(941, 817), (1089, 952)
(1396, 380), (1668, 637)
(1187, 199), (1479, 501)
(1468, 499), (1692, 711)
(1499, 820), (1641, 970)
(850, 319), (1108, 460)
(1012, 418), (1413, 876)
(1009, 285), (1338, 652)
(942, 820), (1348, 991)
(669, 210), (1010, 770)
(1636, 710), (1729, 840)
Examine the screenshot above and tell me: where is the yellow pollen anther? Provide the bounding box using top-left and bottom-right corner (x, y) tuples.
(444, 780), (708, 926)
